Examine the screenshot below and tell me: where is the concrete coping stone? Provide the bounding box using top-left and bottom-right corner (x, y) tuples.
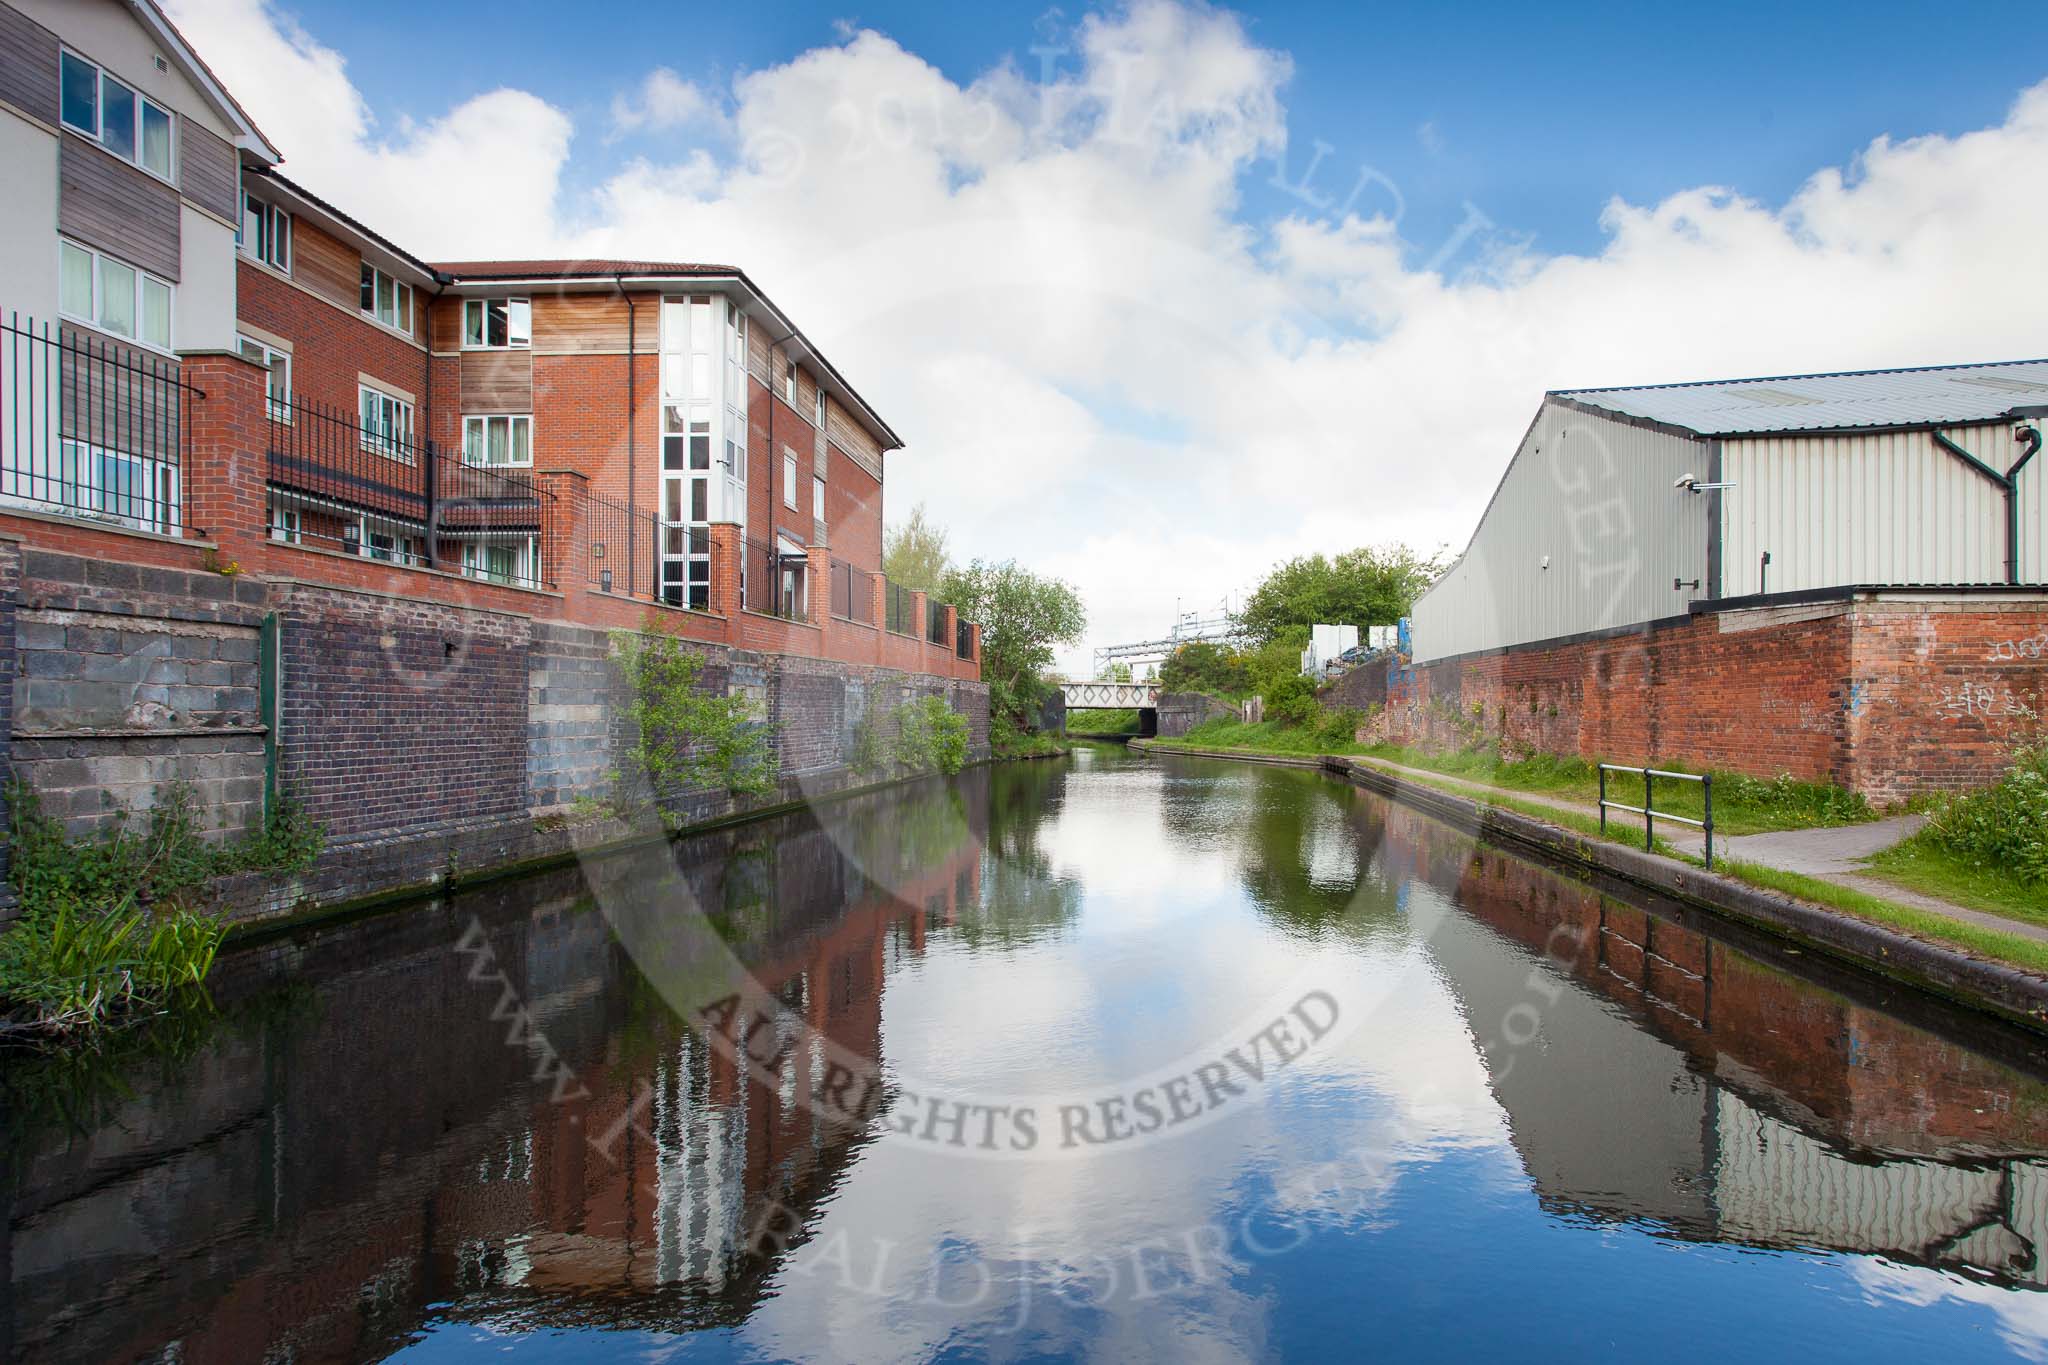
(14, 724), (268, 740)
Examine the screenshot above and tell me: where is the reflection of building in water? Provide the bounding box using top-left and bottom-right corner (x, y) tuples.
(2, 779), (991, 1364)
(1383, 802), (2048, 1289)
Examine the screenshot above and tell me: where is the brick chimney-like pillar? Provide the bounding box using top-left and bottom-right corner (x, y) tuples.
(179, 349), (271, 572)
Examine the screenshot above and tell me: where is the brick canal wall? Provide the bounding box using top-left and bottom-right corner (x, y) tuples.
(1, 539), (989, 926)
(1342, 590), (2046, 804)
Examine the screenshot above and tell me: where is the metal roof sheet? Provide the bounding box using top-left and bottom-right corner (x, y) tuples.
(1554, 358), (2048, 435)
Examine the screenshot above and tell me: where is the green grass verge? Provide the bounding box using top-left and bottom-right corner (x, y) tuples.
(1155, 719), (1372, 756)
(1864, 839), (2048, 931)
(1717, 858), (2048, 976)
(1146, 733), (2048, 977)
(1067, 707), (1143, 735)
(992, 731), (1068, 760)
(1355, 742), (1872, 837)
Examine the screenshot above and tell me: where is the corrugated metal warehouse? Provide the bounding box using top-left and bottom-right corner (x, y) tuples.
(1411, 359), (2047, 662)
(1350, 359), (2048, 800)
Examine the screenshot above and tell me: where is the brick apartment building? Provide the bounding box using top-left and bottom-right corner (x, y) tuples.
(0, 0), (981, 891)
(0, 0), (974, 660)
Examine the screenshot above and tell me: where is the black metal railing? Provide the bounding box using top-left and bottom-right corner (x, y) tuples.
(584, 486), (666, 602)
(743, 535), (807, 620)
(1598, 763), (1715, 868)
(957, 618), (974, 659)
(2, 310), (193, 535)
(266, 396), (556, 590)
(831, 558), (875, 624)
(884, 579), (915, 635)
(927, 598), (947, 645)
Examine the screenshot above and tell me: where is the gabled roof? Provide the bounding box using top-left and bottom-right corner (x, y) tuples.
(1554, 358), (2048, 437)
(132, 0), (279, 163)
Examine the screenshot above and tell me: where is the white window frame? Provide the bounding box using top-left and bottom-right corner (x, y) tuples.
(359, 263), (414, 334)
(350, 515), (426, 567)
(461, 297), (531, 350)
(784, 358), (797, 405)
(813, 473), (826, 524)
(47, 438), (179, 535)
(358, 384), (415, 463)
(462, 538), (534, 587)
(462, 414), (533, 468)
(239, 191), (291, 272)
(783, 449), (799, 510)
(814, 385), (826, 428)
(238, 335), (291, 420)
(59, 49), (175, 182)
(269, 500), (301, 544)
(59, 238), (173, 353)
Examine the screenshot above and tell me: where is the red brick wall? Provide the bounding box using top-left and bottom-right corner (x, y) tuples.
(1371, 595), (2045, 801)
(236, 262), (431, 420)
(826, 444), (883, 575)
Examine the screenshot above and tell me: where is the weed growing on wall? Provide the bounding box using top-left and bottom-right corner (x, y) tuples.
(894, 696), (969, 776)
(2, 784), (325, 1042)
(1916, 740), (2048, 885)
(611, 629), (777, 810)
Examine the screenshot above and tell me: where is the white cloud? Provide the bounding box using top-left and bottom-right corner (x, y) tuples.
(608, 67), (723, 139)
(167, 0), (2048, 673)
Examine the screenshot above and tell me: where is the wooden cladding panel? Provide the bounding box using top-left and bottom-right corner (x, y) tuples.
(0, 5), (59, 125)
(826, 402), (883, 478)
(531, 294), (630, 353)
(291, 217), (362, 314)
(461, 350), (533, 413)
(59, 140), (180, 281)
(428, 297), (462, 353)
(177, 122), (239, 224)
(58, 323), (182, 461)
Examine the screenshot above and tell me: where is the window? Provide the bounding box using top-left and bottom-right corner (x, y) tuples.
(269, 501), (300, 544)
(60, 240), (172, 350)
(783, 450), (799, 509)
(49, 440), (177, 534)
(240, 192), (291, 271)
(359, 263), (413, 333)
(238, 336), (291, 418)
(462, 298), (530, 349)
(350, 518), (425, 566)
(358, 385), (415, 462)
(814, 385), (826, 428)
(463, 415), (532, 467)
(60, 51), (173, 180)
(462, 540), (530, 586)
(813, 474), (826, 524)
(784, 358), (797, 404)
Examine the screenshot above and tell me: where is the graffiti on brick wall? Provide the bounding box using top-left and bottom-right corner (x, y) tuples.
(1986, 630), (2048, 662)
(1936, 682), (2035, 719)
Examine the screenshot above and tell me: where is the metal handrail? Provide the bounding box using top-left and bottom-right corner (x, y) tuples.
(1598, 763), (1715, 868)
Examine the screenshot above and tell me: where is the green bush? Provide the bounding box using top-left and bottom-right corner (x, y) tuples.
(9, 783), (323, 921)
(611, 628), (777, 807)
(893, 696), (969, 776)
(1916, 740), (2048, 885)
(2, 782), (319, 1041)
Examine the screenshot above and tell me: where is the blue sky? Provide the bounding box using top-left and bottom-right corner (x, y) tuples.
(243, 0), (2048, 266)
(176, 0), (2048, 667)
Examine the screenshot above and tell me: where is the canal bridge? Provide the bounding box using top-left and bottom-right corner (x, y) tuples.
(1057, 679), (1162, 736)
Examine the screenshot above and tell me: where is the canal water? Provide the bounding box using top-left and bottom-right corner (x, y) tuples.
(5, 746), (2048, 1362)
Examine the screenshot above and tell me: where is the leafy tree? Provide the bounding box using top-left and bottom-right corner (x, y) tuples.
(1158, 641), (1251, 697)
(1105, 661), (1133, 683)
(940, 559), (1086, 734)
(883, 502), (954, 594)
(1237, 543), (1446, 645)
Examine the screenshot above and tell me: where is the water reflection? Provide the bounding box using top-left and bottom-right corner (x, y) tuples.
(2, 748), (2045, 1363)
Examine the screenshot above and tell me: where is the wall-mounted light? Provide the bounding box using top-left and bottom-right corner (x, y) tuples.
(1673, 473), (1737, 494)
(600, 569), (614, 593)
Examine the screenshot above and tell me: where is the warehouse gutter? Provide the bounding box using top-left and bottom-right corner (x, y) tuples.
(1932, 425), (2042, 585)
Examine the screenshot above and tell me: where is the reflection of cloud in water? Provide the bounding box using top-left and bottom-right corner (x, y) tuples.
(1853, 1261), (2048, 1362)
